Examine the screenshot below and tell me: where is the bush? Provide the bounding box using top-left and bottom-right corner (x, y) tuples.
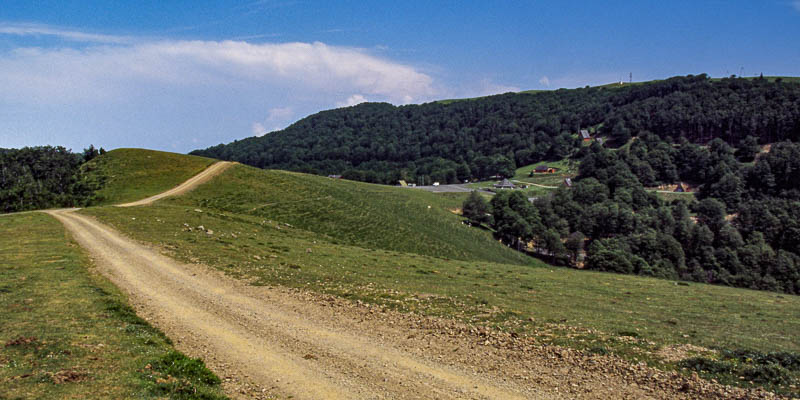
(742, 363), (791, 385)
(679, 357), (735, 374)
(141, 351), (226, 400)
(680, 349), (800, 391)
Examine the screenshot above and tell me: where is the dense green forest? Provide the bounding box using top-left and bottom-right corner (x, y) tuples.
(192, 74), (800, 184)
(0, 146), (103, 213)
(463, 138), (800, 294)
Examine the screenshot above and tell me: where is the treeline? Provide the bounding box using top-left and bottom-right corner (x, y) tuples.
(464, 139), (800, 294)
(0, 146), (104, 213)
(192, 74), (800, 184)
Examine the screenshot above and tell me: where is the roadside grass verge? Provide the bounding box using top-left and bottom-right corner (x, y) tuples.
(679, 350), (800, 396)
(0, 212), (227, 400)
(82, 148), (215, 206)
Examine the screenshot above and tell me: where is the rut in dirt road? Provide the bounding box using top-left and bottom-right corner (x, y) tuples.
(47, 209), (537, 399)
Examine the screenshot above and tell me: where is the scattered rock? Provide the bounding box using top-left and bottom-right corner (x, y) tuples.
(656, 344), (716, 363)
(51, 369), (89, 384)
(4, 336), (37, 347)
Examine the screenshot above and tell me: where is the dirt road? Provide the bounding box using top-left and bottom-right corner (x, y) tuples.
(48, 209), (537, 399)
(115, 161), (233, 207)
(47, 210), (766, 400)
(43, 163), (770, 399)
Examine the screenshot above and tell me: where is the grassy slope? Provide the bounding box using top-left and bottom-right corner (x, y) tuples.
(512, 159), (578, 185)
(76, 150), (799, 394)
(83, 148), (215, 206)
(83, 202), (800, 354)
(466, 159), (577, 197)
(0, 213), (227, 399)
(77, 159), (800, 354)
(178, 165), (533, 265)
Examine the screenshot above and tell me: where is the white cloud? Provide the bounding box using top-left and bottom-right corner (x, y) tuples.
(793, 0), (800, 12)
(267, 106), (293, 121)
(539, 76), (550, 87)
(0, 23), (440, 152)
(251, 107), (294, 136)
(337, 94), (367, 107)
(0, 23), (133, 44)
(252, 122), (268, 136)
(0, 28), (437, 106)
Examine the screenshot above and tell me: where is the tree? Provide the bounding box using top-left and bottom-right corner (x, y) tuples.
(0, 146), (97, 213)
(571, 177), (608, 205)
(462, 191), (492, 226)
(565, 231), (586, 265)
(586, 238), (633, 274)
(491, 155), (516, 178)
(82, 145), (100, 162)
(701, 172), (743, 211)
(490, 191), (541, 248)
(694, 198), (727, 233)
(542, 229), (567, 263)
(610, 120), (632, 146)
(736, 135), (760, 162)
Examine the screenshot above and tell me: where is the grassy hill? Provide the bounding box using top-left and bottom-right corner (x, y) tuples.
(78, 151), (800, 394)
(133, 162), (532, 266)
(83, 148), (215, 206)
(9, 147), (781, 395)
(81, 200), (800, 355)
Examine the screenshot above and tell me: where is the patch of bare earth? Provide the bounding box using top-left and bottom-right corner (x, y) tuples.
(47, 209), (782, 399)
(656, 344), (717, 364)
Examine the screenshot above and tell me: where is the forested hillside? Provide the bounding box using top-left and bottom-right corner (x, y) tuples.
(0, 146), (102, 213)
(462, 136), (800, 294)
(192, 74), (800, 184)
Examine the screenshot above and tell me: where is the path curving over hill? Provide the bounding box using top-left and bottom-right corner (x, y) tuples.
(115, 161), (233, 207)
(47, 208), (537, 399)
(46, 208), (767, 399)
(43, 162), (772, 399)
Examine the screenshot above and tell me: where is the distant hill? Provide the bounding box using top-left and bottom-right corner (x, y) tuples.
(83, 148), (216, 205)
(164, 163), (534, 265)
(192, 74), (800, 184)
(79, 149), (531, 265)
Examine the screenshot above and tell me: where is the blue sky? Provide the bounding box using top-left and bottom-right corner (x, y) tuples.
(1, 1), (799, 153)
